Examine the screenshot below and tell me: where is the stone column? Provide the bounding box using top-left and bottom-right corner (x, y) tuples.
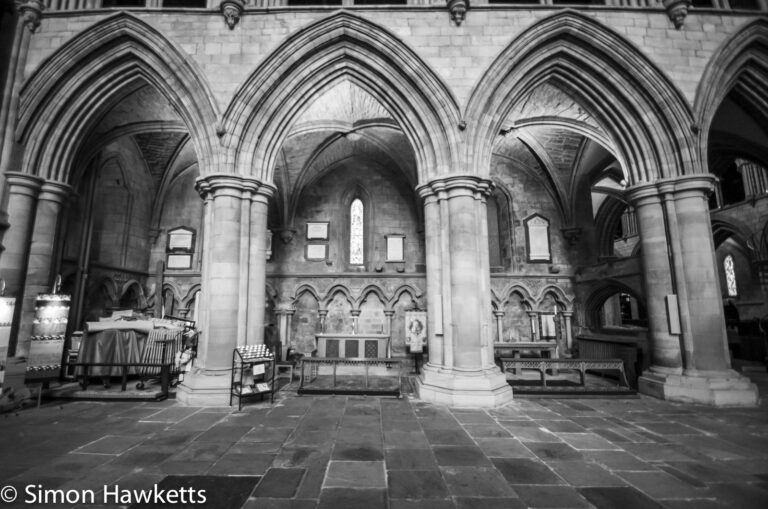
(415, 175), (512, 407)
(274, 300), (295, 361)
(177, 173), (274, 406)
(245, 183), (274, 346)
(0, 173), (42, 355)
(528, 311), (539, 342)
(493, 310), (504, 343)
(626, 183), (682, 376)
(384, 309), (395, 357)
(16, 180), (71, 357)
(420, 189), (445, 367)
(318, 309), (328, 333)
(561, 311), (574, 352)
(350, 309), (360, 334)
(628, 175), (757, 406)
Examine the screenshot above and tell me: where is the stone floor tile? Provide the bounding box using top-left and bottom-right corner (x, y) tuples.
(228, 441), (282, 454)
(165, 440), (233, 462)
(474, 437), (536, 458)
(140, 406), (201, 423)
(383, 431), (431, 449)
(500, 421), (563, 442)
(208, 452), (274, 476)
(385, 447), (438, 469)
(662, 460), (748, 484)
(324, 461), (386, 488)
(390, 500), (455, 509)
(423, 428), (475, 445)
(317, 488), (387, 509)
(146, 459), (213, 475)
(451, 410), (497, 425)
(141, 429), (200, 447)
(621, 442), (700, 462)
(617, 470), (712, 499)
(242, 498), (318, 509)
(491, 457), (565, 485)
(454, 497), (526, 509)
(382, 419), (421, 432)
(671, 435), (755, 460)
(637, 422), (704, 436)
(524, 441), (583, 461)
(440, 466), (517, 497)
(536, 419), (587, 433)
(241, 425), (294, 443)
(550, 460), (629, 487)
(252, 467), (306, 498)
(73, 434), (146, 455)
(387, 469), (449, 499)
(556, 432), (623, 450)
(704, 483), (768, 509)
(462, 423), (511, 438)
(659, 500), (728, 509)
(295, 462), (327, 499)
(578, 486), (666, 509)
(165, 412), (224, 430)
(332, 443), (384, 461)
(106, 444), (177, 468)
(271, 445), (331, 468)
(514, 485), (591, 507)
(433, 445), (493, 467)
(194, 424), (253, 442)
(582, 450), (662, 471)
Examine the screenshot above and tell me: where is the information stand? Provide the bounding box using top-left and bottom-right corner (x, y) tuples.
(230, 344), (275, 410)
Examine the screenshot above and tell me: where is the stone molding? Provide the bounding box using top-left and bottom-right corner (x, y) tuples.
(4, 172), (43, 198)
(625, 174), (716, 205)
(195, 173), (276, 202)
(416, 175), (493, 201)
(37, 181), (73, 205)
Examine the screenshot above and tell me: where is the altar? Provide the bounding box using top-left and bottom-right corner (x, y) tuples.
(315, 333), (390, 359)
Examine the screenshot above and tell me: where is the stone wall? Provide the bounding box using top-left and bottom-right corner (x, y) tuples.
(23, 9), (760, 118)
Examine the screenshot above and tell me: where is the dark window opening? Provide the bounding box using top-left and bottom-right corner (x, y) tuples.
(102, 0), (146, 7)
(163, 0), (207, 7)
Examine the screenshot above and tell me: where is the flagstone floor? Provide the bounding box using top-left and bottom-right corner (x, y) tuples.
(1, 370), (767, 509)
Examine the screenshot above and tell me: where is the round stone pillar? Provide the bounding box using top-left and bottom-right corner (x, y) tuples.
(415, 175), (512, 407)
(16, 180), (71, 357)
(177, 173), (274, 406)
(627, 175), (757, 406)
(626, 183), (682, 375)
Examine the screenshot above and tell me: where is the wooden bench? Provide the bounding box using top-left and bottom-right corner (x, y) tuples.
(500, 357), (631, 389)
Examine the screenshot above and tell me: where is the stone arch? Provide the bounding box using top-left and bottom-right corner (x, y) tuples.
(498, 284), (536, 309)
(223, 11), (460, 183)
(322, 284), (354, 310)
(388, 284), (423, 311)
(584, 280), (645, 330)
(695, 19), (768, 172)
(293, 283), (321, 304)
(16, 12), (220, 183)
(537, 285), (572, 310)
(181, 283), (202, 310)
(357, 284), (388, 309)
(465, 10), (694, 185)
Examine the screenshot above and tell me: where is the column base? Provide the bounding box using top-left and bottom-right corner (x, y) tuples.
(416, 365), (514, 408)
(638, 370), (759, 407)
(175, 368), (233, 407)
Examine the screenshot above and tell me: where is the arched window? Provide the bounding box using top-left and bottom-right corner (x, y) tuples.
(724, 254), (738, 297)
(350, 198), (364, 265)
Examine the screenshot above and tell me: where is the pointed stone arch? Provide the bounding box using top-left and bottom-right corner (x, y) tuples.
(465, 10), (694, 186)
(357, 284), (388, 309)
(694, 19), (768, 172)
(17, 12), (220, 183)
(223, 11), (460, 184)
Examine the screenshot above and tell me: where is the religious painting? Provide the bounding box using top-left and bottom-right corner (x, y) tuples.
(405, 311), (427, 352)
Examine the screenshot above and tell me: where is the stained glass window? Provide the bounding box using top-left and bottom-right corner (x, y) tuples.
(724, 254), (737, 297)
(350, 198), (364, 265)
